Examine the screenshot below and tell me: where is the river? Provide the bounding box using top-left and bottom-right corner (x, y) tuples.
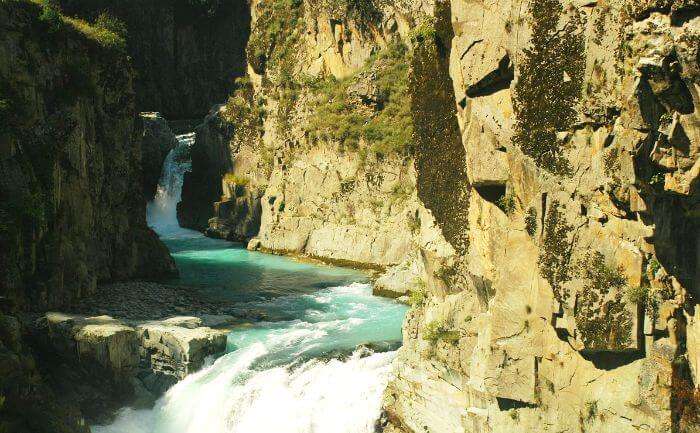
(93, 133), (407, 433)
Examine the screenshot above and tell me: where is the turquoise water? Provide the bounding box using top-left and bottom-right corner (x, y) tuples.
(96, 138), (407, 433)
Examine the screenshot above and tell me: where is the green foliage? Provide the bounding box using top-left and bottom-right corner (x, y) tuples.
(389, 181), (413, 203)
(408, 279), (427, 306)
(513, 0), (585, 175)
(525, 207), (538, 237)
(625, 285), (649, 305)
(585, 401), (598, 420)
(223, 173), (250, 187)
(574, 252), (633, 350)
(648, 257), (661, 276)
(539, 200), (573, 303)
(312, 0), (384, 33)
(66, 14), (126, 50)
(423, 319), (460, 344)
(409, 16), (437, 44)
(306, 42), (413, 156)
(407, 211), (421, 233)
(246, 0), (303, 74)
(38, 0), (61, 31)
(496, 192), (516, 215)
(224, 76), (266, 151)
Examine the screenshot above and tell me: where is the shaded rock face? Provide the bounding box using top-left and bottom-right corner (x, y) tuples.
(140, 112), (178, 202)
(178, 105), (236, 232)
(57, 0), (251, 120)
(0, 1), (177, 312)
(0, 314), (89, 433)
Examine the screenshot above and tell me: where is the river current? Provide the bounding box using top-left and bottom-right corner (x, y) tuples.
(93, 134), (407, 433)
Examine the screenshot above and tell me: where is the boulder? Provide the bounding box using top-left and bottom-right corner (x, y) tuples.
(136, 317), (228, 394)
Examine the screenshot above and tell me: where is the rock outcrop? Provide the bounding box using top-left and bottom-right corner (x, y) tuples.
(137, 316), (227, 394)
(34, 313), (227, 417)
(380, 1), (700, 433)
(0, 0), (177, 312)
(176, 0), (700, 432)
(56, 0), (251, 119)
(0, 314), (89, 433)
(178, 0), (452, 274)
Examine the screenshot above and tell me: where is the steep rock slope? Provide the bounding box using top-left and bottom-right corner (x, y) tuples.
(57, 0), (251, 119)
(381, 1), (700, 433)
(179, 0), (452, 272)
(0, 0), (176, 311)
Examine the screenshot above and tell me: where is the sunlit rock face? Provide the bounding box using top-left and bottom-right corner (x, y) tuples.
(381, 1), (700, 433)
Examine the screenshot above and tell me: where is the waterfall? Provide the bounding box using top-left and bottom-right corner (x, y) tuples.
(147, 133), (195, 235)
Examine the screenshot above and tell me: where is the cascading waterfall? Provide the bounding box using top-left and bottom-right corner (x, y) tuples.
(146, 133), (195, 235)
(96, 131), (407, 433)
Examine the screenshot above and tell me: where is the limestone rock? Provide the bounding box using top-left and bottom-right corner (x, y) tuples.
(136, 317), (227, 393)
(374, 254), (425, 299)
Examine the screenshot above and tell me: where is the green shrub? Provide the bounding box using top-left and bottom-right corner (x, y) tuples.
(423, 319), (460, 344)
(409, 16), (437, 44)
(525, 207), (538, 237)
(574, 252), (633, 350)
(306, 42), (413, 156)
(408, 279), (427, 306)
(625, 285), (648, 305)
(38, 0), (62, 31)
(223, 173), (250, 186)
(539, 201), (573, 303)
(496, 192), (516, 214)
(513, 0), (584, 174)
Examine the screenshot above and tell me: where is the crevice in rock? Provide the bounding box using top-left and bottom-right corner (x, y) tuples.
(465, 55), (514, 98)
(496, 397), (537, 411)
(579, 350), (645, 370)
(474, 184), (506, 206)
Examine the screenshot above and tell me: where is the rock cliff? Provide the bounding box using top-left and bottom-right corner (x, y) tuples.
(0, 3), (177, 430)
(179, 0), (700, 431)
(56, 0), (251, 119)
(0, 0), (177, 312)
(380, 1), (700, 433)
(179, 0), (452, 276)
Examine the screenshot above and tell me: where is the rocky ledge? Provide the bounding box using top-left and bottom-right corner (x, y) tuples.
(34, 311), (229, 421)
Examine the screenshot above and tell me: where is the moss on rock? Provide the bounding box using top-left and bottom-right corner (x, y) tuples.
(513, 0), (585, 175)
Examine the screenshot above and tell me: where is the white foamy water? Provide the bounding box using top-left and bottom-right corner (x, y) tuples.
(95, 346), (395, 433)
(93, 283), (403, 433)
(146, 133), (195, 234)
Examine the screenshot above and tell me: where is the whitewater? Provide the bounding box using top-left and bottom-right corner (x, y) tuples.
(94, 134), (407, 433)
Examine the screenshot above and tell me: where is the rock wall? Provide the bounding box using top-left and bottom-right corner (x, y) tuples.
(57, 0), (251, 120)
(0, 314), (89, 433)
(140, 112), (178, 202)
(381, 1), (700, 433)
(0, 1), (176, 311)
(179, 0), (452, 274)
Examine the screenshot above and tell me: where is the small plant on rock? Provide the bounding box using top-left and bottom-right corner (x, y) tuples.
(423, 319), (460, 344)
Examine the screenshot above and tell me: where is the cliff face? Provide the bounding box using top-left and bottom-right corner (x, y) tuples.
(179, 0), (700, 431)
(57, 0), (251, 120)
(0, 1), (176, 312)
(382, 1), (700, 433)
(179, 0), (452, 272)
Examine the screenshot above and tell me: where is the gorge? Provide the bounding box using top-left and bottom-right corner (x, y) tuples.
(1, 0), (699, 433)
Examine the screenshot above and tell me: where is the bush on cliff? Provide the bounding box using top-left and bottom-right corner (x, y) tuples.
(306, 42), (413, 157)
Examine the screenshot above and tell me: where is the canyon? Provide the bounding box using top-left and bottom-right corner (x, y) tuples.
(1, 0), (699, 432)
